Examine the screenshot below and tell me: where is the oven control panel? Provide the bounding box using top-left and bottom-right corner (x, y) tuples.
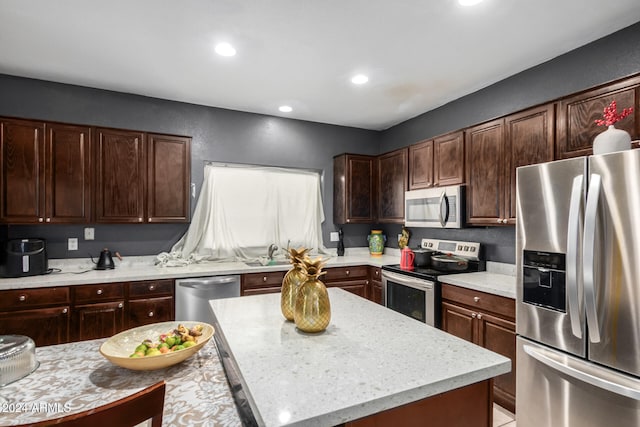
(421, 239), (480, 260)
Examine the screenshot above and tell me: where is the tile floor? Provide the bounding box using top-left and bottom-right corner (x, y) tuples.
(493, 404), (516, 427)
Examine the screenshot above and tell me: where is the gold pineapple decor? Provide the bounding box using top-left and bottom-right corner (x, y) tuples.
(293, 256), (331, 333)
(280, 247), (310, 321)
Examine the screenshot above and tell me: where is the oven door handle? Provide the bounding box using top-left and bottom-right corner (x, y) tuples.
(382, 270), (433, 290)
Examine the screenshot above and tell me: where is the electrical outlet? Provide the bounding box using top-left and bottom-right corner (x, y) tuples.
(84, 227), (95, 240)
(330, 232), (339, 242)
(68, 238), (78, 251)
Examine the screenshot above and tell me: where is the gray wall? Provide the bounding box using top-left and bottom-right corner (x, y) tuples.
(0, 76), (379, 258)
(377, 20), (640, 264)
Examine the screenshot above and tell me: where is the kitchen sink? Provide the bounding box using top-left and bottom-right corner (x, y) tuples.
(244, 260), (290, 267)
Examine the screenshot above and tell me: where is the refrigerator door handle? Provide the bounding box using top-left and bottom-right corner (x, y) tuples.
(583, 174), (602, 343)
(566, 175), (584, 338)
(523, 344), (640, 400)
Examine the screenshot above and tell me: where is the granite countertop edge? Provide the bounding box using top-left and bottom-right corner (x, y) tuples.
(0, 250), (400, 290)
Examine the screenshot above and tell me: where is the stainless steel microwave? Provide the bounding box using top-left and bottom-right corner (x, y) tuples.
(404, 185), (464, 228)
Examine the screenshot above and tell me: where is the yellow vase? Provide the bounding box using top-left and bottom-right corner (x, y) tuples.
(281, 265), (306, 321)
(294, 256), (331, 333)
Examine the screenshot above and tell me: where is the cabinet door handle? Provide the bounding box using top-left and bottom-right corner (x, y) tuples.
(19, 295), (26, 302)
(148, 311), (154, 317)
(97, 289), (103, 295)
(473, 296), (480, 303)
(118, 303), (123, 309)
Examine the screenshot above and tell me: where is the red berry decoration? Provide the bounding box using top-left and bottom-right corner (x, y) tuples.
(595, 100), (634, 127)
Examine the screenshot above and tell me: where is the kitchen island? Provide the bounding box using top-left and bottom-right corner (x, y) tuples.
(210, 288), (511, 427)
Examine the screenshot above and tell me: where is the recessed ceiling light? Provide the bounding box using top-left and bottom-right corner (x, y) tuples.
(351, 74), (369, 85)
(279, 105), (293, 113)
(214, 42), (236, 57)
(458, 0), (483, 6)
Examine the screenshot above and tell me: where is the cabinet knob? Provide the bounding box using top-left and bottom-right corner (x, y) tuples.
(477, 313), (483, 320)
(472, 313), (477, 318)
(62, 308), (68, 314)
(375, 270), (379, 277)
(148, 311), (154, 317)
(149, 285), (155, 291)
(346, 219), (350, 223)
(96, 289), (103, 295)
(138, 217), (143, 222)
(118, 303), (123, 309)
(346, 270), (350, 275)
(38, 218), (44, 223)
(263, 276), (267, 282)
(46, 218), (51, 223)
(502, 219), (508, 224)
(148, 218), (152, 222)
(19, 295), (26, 302)
(496, 218), (502, 223)
(473, 296), (480, 303)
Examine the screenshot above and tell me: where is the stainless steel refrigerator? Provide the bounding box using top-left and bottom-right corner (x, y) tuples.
(516, 149), (640, 426)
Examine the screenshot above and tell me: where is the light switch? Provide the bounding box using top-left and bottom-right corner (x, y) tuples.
(330, 232), (339, 242)
(68, 238), (78, 251)
(84, 227), (95, 240)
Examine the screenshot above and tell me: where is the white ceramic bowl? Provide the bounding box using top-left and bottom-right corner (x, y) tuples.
(99, 321), (214, 371)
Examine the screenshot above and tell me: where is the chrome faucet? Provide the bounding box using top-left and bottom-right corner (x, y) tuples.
(268, 244), (278, 260)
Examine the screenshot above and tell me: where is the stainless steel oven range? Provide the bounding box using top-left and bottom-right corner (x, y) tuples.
(381, 239), (483, 327)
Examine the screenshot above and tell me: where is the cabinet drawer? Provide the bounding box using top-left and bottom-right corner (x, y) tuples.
(324, 265), (369, 282)
(128, 297), (174, 328)
(128, 279), (173, 298)
(74, 283), (125, 303)
(242, 271), (286, 288)
(242, 287), (282, 297)
(441, 283), (515, 319)
(0, 287), (69, 309)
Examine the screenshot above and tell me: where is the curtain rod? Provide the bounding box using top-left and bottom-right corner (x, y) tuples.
(203, 160), (322, 175)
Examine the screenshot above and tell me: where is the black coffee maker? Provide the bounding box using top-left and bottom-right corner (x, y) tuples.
(0, 239), (49, 277)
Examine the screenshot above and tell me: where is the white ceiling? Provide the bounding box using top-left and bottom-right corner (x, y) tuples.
(1, 1), (640, 131)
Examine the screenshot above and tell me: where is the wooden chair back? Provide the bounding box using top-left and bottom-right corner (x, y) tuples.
(26, 380), (165, 427)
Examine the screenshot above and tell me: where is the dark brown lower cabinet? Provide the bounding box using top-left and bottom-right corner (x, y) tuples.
(0, 279), (175, 345)
(128, 296), (173, 328)
(441, 283), (516, 413)
(0, 306), (70, 346)
(73, 301), (124, 342)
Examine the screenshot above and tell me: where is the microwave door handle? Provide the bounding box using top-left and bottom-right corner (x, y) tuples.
(566, 175), (584, 338)
(583, 173), (602, 344)
(438, 191), (448, 227)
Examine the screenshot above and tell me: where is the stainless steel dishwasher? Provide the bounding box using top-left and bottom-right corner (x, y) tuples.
(175, 275), (241, 323)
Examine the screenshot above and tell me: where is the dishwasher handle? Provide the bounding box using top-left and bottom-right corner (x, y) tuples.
(177, 276), (240, 290)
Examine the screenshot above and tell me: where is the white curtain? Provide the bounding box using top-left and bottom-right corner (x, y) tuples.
(164, 164), (326, 263)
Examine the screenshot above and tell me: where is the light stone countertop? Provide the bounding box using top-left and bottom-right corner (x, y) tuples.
(439, 261), (516, 299)
(210, 288), (511, 427)
(0, 248), (399, 290)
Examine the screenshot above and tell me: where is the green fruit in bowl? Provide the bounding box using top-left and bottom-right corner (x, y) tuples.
(164, 336), (176, 347)
(145, 348), (162, 357)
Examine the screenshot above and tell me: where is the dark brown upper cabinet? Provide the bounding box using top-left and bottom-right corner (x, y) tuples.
(46, 123), (92, 223)
(147, 134), (191, 223)
(0, 118), (45, 223)
(95, 128), (146, 223)
(334, 153), (376, 224)
(434, 131), (465, 186)
(556, 75), (640, 159)
(465, 119), (505, 226)
(0, 119), (91, 224)
(377, 148), (408, 223)
(504, 104), (555, 222)
(409, 139), (434, 190)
